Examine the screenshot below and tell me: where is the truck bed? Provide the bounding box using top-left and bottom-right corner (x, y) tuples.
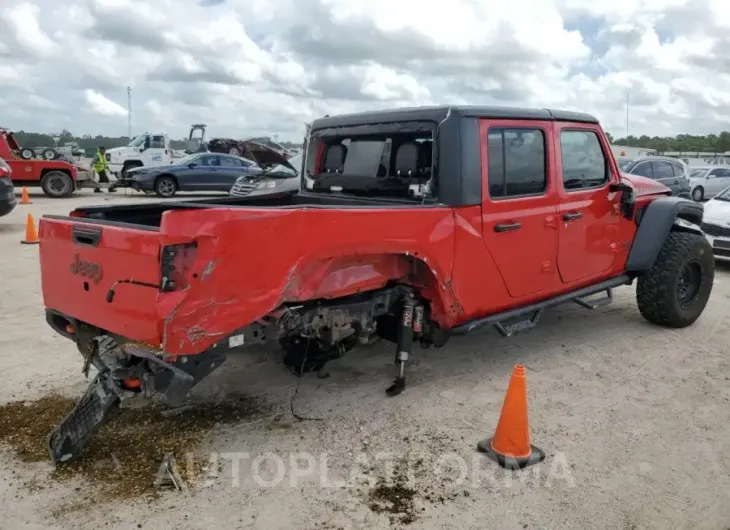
(63, 191), (434, 228)
(38, 190), (455, 354)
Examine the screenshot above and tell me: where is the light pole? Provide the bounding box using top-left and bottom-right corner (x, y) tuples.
(127, 86), (132, 140)
(625, 91), (629, 139)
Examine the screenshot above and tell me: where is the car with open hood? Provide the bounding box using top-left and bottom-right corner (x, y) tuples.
(229, 152), (301, 198)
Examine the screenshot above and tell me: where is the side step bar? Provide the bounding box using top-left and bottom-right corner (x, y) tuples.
(451, 274), (632, 336)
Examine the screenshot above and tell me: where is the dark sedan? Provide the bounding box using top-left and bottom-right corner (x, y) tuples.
(114, 153), (264, 197)
(0, 158), (17, 217)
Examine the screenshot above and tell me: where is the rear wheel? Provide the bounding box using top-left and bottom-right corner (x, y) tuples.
(691, 187), (704, 201)
(154, 176), (177, 198)
(228, 146), (241, 156)
(19, 147), (34, 160)
(636, 231), (714, 327)
(41, 171), (74, 198)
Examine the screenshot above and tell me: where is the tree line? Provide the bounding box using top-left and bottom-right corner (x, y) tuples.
(8, 129), (303, 156)
(606, 132), (730, 153)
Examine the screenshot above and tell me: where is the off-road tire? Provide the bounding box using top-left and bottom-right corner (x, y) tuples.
(41, 171), (74, 198)
(692, 187), (704, 202)
(154, 175), (177, 198)
(636, 231), (714, 328)
(19, 147), (34, 160)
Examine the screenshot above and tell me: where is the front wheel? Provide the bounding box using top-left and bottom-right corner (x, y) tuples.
(691, 187), (704, 202)
(154, 176), (177, 198)
(19, 148), (34, 160)
(636, 231), (714, 328)
(228, 146), (241, 156)
(41, 171), (74, 198)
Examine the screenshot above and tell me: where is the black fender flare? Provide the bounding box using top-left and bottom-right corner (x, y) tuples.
(626, 196), (704, 273)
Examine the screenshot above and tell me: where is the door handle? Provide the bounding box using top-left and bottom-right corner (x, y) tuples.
(562, 212), (583, 221)
(494, 222), (521, 233)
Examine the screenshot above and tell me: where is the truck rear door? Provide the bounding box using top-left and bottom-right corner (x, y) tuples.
(480, 120), (559, 298)
(39, 216), (164, 344)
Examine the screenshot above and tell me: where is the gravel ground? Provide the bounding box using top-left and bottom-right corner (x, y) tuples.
(0, 189), (729, 530)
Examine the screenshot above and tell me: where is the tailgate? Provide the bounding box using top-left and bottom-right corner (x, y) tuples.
(39, 217), (163, 344)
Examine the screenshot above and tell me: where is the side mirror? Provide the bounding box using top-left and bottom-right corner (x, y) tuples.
(188, 162), (197, 168)
(609, 181), (636, 220)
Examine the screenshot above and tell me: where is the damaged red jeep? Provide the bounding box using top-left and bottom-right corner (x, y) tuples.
(39, 106), (714, 463)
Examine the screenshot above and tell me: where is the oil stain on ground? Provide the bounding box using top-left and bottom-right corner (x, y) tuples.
(0, 392), (271, 506)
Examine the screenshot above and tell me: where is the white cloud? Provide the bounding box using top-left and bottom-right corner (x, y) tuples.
(0, 0), (726, 141)
(84, 89), (127, 117)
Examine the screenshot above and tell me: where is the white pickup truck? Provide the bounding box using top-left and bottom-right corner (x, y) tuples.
(105, 133), (187, 177)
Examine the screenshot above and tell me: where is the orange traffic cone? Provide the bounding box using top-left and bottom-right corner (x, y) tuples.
(21, 214), (39, 245)
(477, 364), (545, 469)
(20, 186), (31, 205)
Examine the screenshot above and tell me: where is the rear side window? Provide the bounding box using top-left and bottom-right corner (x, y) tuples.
(631, 162), (654, 179)
(652, 161), (674, 179)
(487, 128), (546, 198)
(559, 130), (608, 190)
(669, 163), (685, 178)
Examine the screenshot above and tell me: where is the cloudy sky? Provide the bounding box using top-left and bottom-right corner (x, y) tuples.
(0, 0), (728, 141)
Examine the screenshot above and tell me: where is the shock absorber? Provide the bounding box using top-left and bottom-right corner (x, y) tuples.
(386, 293), (417, 397)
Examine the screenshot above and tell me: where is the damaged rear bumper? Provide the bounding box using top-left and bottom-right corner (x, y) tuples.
(45, 310), (272, 464)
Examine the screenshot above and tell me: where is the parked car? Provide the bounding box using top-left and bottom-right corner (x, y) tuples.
(114, 152), (264, 197)
(621, 156), (691, 198)
(700, 185), (730, 259)
(687, 166), (730, 201)
(229, 153), (301, 198)
(0, 158), (17, 217)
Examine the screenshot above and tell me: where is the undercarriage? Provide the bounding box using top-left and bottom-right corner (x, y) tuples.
(47, 274), (637, 465)
(46, 285), (448, 464)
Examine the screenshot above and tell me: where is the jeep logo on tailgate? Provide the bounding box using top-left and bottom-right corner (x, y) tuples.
(70, 253), (103, 284)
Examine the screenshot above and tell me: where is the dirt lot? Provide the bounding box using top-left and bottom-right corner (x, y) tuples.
(1, 189), (729, 529)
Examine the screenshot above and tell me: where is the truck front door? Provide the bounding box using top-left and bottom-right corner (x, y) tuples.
(554, 125), (621, 284)
(480, 121), (559, 298)
(143, 135), (168, 166)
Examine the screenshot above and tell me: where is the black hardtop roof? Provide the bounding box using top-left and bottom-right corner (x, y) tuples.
(311, 105), (599, 130)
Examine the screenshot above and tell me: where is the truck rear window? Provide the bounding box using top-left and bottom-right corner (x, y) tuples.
(304, 132), (434, 200)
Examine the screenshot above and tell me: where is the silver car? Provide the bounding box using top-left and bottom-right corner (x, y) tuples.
(700, 185), (730, 260)
(229, 152), (302, 197)
(688, 166), (730, 201)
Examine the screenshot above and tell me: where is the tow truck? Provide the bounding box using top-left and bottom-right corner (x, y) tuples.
(0, 128), (96, 198)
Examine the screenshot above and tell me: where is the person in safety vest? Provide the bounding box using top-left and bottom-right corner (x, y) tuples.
(92, 146), (116, 193)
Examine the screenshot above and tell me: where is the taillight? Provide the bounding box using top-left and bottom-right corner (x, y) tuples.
(160, 242), (197, 292)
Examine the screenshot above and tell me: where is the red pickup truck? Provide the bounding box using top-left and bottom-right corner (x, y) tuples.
(39, 106), (713, 463)
(0, 128), (96, 197)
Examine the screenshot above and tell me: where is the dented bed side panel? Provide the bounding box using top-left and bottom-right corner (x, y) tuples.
(155, 206), (458, 355)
